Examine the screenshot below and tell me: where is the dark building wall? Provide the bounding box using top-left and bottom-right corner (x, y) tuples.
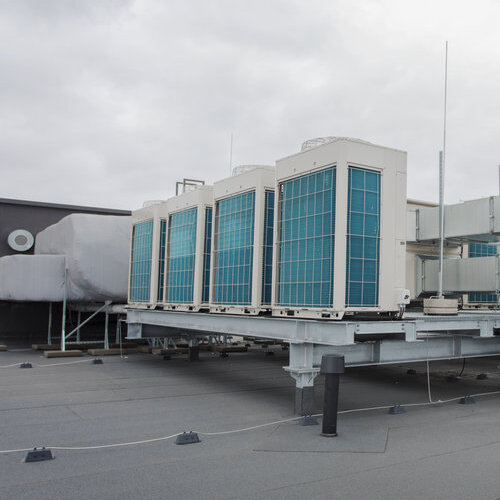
(0, 198), (131, 345)
(0, 198), (130, 257)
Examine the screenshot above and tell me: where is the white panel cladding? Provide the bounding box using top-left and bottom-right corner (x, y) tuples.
(421, 256), (498, 293)
(35, 214), (131, 302)
(0, 254), (65, 301)
(417, 196), (500, 242)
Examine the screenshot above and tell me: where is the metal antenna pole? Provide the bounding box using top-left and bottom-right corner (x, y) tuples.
(438, 151), (444, 298)
(438, 41), (448, 299)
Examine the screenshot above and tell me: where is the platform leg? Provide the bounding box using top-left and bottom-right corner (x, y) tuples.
(47, 302), (52, 346)
(283, 343), (320, 415)
(295, 386), (315, 416)
(104, 310), (109, 350)
(76, 311), (82, 343)
(189, 339), (199, 362)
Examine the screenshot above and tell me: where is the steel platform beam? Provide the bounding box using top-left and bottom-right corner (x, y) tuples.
(126, 308), (500, 414)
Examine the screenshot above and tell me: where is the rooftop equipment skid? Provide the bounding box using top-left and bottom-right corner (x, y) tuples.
(161, 186), (213, 312)
(128, 202), (169, 309)
(209, 166), (275, 315)
(272, 137), (408, 320)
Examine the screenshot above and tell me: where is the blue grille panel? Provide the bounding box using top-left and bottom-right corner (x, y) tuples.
(277, 167), (336, 307)
(262, 190), (274, 305)
(468, 243), (498, 303)
(157, 219), (167, 302)
(214, 191), (255, 305)
(346, 167), (380, 307)
(202, 207), (213, 303)
(130, 220), (154, 302)
(167, 208), (197, 303)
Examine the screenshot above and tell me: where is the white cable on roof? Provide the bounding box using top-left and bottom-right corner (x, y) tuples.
(1, 389), (499, 455)
(38, 359), (94, 367)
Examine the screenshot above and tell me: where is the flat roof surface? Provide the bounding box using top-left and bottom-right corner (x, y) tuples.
(1, 346), (500, 499)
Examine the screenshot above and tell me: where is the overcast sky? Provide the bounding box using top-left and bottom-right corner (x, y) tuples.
(1, 0), (500, 210)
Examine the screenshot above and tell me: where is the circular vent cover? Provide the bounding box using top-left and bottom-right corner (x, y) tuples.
(7, 229), (34, 252)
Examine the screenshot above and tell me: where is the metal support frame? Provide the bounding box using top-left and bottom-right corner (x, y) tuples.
(64, 301), (111, 343)
(127, 308), (500, 414)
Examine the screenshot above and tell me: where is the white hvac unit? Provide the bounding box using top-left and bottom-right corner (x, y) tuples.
(272, 137), (407, 319)
(162, 186), (213, 311)
(128, 202), (169, 309)
(210, 166), (275, 315)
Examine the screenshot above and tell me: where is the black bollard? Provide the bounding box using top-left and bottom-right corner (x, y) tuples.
(320, 354), (345, 437)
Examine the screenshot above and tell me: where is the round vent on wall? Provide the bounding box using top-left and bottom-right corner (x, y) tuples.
(7, 229), (34, 252)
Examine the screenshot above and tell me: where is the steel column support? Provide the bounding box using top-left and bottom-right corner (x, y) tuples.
(76, 311), (82, 343)
(188, 338), (199, 361)
(284, 343), (320, 415)
(104, 309), (109, 350)
(61, 268), (68, 352)
(47, 302), (53, 346)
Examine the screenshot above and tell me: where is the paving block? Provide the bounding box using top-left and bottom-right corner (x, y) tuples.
(87, 348), (124, 356)
(110, 343), (138, 349)
(43, 350), (84, 358)
(151, 347), (188, 355)
(32, 344), (60, 351)
(215, 345), (248, 353)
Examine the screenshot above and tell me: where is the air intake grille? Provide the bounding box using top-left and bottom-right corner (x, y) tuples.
(130, 219), (154, 302)
(277, 167), (336, 307)
(214, 191), (255, 305)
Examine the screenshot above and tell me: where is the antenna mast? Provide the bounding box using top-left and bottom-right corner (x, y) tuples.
(438, 41), (448, 299)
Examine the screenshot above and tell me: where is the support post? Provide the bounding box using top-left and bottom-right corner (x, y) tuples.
(47, 302), (52, 346)
(76, 311), (82, 343)
(283, 343), (320, 415)
(115, 315), (121, 344)
(188, 338), (199, 361)
(61, 268), (68, 352)
(104, 308), (109, 350)
(320, 354), (345, 437)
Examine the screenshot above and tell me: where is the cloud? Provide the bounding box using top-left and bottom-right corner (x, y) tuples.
(1, 0), (500, 209)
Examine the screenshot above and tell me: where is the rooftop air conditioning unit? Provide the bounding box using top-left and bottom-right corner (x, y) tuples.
(161, 185), (213, 311)
(210, 166), (275, 315)
(272, 137), (407, 319)
(128, 202), (169, 309)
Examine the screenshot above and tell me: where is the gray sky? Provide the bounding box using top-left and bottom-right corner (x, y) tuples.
(1, 0), (500, 210)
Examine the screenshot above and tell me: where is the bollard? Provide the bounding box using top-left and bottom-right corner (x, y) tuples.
(320, 354), (345, 437)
